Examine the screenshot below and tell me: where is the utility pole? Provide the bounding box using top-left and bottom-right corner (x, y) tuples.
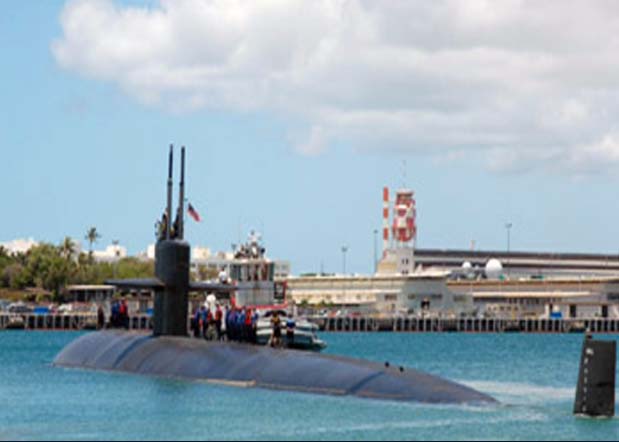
(112, 239), (120, 279)
(341, 245), (349, 275)
(373, 229), (378, 274)
(505, 223), (512, 253)
(505, 223), (512, 277)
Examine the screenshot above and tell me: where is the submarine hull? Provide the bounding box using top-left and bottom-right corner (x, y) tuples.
(54, 331), (495, 405)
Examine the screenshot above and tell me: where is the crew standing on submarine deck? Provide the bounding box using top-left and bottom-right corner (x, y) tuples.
(271, 311), (282, 347)
(286, 316), (296, 348)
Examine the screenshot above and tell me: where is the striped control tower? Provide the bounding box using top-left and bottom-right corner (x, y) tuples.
(382, 187), (390, 256)
(392, 189), (417, 248)
(381, 186), (417, 275)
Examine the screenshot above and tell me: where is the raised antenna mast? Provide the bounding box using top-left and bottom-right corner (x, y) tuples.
(178, 146), (186, 239)
(166, 144), (174, 240)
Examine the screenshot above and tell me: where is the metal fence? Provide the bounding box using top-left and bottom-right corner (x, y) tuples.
(312, 316), (619, 334)
(0, 314), (153, 331)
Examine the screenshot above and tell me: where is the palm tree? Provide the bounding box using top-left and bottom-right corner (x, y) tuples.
(60, 237), (76, 260)
(85, 227), (101, 258)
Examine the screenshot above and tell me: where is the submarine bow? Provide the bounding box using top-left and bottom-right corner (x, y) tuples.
(54, 331), (495, 404)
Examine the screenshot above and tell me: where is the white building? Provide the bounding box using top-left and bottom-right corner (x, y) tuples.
(287, 272), (474, 317)
(92, 244), (127, 263)
(449, 278), (619, 319)
(0, 238), (38, 255)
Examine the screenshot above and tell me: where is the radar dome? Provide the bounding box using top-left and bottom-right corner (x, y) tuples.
(485, 259), (503, 280)
(462, 261), (472, 271)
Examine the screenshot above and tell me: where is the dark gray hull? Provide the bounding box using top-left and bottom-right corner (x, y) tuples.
(54, 331), (496, 405)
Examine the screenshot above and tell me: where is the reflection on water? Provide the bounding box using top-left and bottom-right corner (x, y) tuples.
(0, 331), (617, 441)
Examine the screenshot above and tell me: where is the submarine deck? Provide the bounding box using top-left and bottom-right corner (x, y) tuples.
(53, 331), (496, 405)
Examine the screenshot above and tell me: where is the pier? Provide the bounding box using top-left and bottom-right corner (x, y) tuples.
(2, 313), (619, 334)
(0, 314), (153, 331)
(312, 316), (619, 334)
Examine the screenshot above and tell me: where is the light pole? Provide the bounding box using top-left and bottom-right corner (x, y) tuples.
(505, 223), (512, 277)
(341, 245), (349, 275)
(505, 223), (512, 253)
(373, 229), (378, 274)
(112, 240), (120, 279)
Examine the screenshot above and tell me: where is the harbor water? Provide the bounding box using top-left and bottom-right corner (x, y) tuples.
(0, 332), (617, 441)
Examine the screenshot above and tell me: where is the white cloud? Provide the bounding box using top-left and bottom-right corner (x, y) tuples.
(294, 125), (329, 156)
(52, 0), (619, 173)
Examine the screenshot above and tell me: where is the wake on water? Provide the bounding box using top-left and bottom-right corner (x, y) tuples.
(460, 380), (574, 405)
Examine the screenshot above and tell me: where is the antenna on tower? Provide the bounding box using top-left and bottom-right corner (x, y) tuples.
(401, 159), (407, 188)
(166, 144), (174, 240)
(176, 146), (186, 240)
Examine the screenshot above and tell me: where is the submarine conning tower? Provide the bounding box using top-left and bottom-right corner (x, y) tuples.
(154, 145), (190, 337)
(154, 239), (190, 336)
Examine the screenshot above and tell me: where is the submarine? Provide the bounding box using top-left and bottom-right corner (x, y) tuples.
(54, 145), (496, 405)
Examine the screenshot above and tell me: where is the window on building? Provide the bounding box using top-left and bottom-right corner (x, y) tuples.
(569, 304), (577, 318)
(421, 298), (430, 310)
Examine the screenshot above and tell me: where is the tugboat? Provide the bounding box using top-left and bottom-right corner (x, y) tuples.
(220, 231), (325, 350)
(226, 230), (287, 308)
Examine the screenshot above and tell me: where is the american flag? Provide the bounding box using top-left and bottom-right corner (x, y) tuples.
(187, 203), (201, 222)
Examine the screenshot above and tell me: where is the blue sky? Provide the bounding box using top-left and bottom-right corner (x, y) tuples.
(3, 1), (619, 274)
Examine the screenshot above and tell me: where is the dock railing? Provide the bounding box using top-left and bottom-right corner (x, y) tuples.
(2, 313), (618, 334)
(311, 316), (619, 334)
(0, 313), (153, 331)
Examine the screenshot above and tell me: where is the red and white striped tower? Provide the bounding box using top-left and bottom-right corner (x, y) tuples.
(391, 189), (416, 247)
(382, 186), (390, 255)
(391, 188), (417, 274)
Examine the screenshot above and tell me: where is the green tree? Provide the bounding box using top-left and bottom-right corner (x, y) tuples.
(2, 263), (27, 289)
(60, 237), (76, 260)
(85, 227), (101, 259)
(0, 237), (158, 297)
(0, 246), (14, 287)
(0, 246), (9, 263)
(23, 243), (74, 295)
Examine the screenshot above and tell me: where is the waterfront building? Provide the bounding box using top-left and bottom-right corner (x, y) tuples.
(449, 277), (619, 319)
(65, 285), (115, 304)
(416, 248), (619, 279)
(286, 186), (619, 320)
(287, 272), (474, 316)
(287, 186), (474, 316)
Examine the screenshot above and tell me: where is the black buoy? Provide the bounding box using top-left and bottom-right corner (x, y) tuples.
(573, 334), (616, 417)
